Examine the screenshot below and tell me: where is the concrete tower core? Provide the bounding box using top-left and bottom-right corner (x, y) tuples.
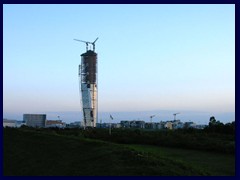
(79, 50), (98, 127)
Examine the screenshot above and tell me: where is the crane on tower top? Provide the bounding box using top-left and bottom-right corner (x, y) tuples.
(173, 113), (180, 121)
(73, 37), (99, 52)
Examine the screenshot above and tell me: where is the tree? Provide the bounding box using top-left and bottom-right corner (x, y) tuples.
(209, 116), (216, 126)
(207, 116), (226, 133)
(209, 116), (223, 127)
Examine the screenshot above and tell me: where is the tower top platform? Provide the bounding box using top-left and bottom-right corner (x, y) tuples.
(81, 50), (97, 56)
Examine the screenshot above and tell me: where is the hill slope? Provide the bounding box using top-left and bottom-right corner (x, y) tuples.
(3, 128), (234, 176)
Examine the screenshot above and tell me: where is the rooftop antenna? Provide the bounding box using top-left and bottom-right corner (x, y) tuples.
(73, 37), (99, 52)
(173, 112), (180, 121)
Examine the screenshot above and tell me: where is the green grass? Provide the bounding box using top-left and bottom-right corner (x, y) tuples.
(125, 144), (235, 176)
(3, 128), (235, 176)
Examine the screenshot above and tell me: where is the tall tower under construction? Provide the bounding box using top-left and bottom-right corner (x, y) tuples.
(74, 38), (98, 128)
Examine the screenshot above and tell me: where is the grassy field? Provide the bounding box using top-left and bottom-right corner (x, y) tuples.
(125, 144), (235, 176)
(3, 128), (235, 176)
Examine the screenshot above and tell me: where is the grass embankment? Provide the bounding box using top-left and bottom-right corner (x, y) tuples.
(79, 128), (235, 154)
(126, 144), (235, 176)
(3, 128), (235, 176)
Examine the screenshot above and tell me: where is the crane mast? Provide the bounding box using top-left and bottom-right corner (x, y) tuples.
(173, 113), (180, 121)
(150, 115), (155, 123)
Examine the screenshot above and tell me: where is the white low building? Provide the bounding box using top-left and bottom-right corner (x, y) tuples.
(45, 120), (66, 128)
(3, 119), (17, 127)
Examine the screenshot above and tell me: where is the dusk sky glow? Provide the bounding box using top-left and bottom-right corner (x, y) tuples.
(3, 4), (235, 124)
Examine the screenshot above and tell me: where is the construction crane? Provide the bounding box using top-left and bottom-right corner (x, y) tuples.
(73, 37), (99, 52)
(150, 115), (155, 123)
(173, 113), (180, 121)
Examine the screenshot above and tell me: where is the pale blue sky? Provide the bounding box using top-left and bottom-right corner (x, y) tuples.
(3, 4), (235, 123)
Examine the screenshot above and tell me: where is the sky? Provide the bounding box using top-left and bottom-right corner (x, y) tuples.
(3, 4), (235, 124)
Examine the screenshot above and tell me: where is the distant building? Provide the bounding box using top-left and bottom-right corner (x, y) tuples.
(120, 121), (130, 128)
(158, 121), (166, 129)
(184, 122), (196, 129)
(152, 122), (159, 129)
(164, 122), (173, 130)
(145, 122), (153, 129)
(195, 124), (207, 129)
(16, 121), (26, 127)
(23, 114), (46, 128)
(3, 119), (17, 128)
(67, 121), (81, 128)
(3, 119), (25, 128)
(111, 123), (121, 128)
(101, 123), (110, 128)
(96, 123), (101, 128)
(46, 120), (66, 128)
(172, 120), (184, 129)
(97, 122), (121, 129)
(130, 120), (145, 129)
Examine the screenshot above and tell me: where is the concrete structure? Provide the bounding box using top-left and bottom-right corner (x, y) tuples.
(184, 122), (197, 128)
(46, 120), (66, 128)
(76, 38), (99, 128)
(67, 121), (81, 128)
(80, 50), (98, 128)
(158, 121), (166, 129)
(164, 122), (173, 130)
(120, 121), (130, 128)
(145, 122), (153, 129)
(16, 121), (26, 127)
(111, 123), (121, 128)
(195, 124), (207, 129)
(144, 122), (159, 129)
(97, 123), (121, 129)
(130, 120), (145, 129)
(23, 114), (46, 128)
(3, 119), (25, 128)
(3, 119), (17, 127)
(172, 120), (184, 129)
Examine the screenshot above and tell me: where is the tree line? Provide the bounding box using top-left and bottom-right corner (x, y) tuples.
(12, 116), (235, 154)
